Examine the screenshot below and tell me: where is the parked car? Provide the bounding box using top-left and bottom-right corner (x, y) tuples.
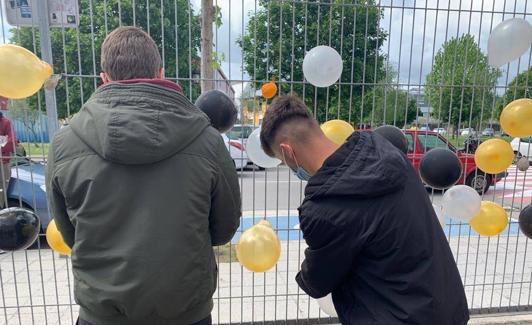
(460, 128), (476, 136)
(481, 128), (495, 137)
(511, 137), (532, 163)
(404, 130), (505, 193)
(222, 133), (249, 170)
(419, 126), (430, 131)
(433, 127), (447, 135)
(6, 155), (51, 232)
(227, 124), (256, 146)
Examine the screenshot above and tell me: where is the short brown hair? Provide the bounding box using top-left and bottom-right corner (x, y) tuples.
(101, 26), (161, 81)
(260, 95), (314, 157)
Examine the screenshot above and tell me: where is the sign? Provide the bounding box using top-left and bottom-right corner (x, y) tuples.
(4, 0), (79, 28)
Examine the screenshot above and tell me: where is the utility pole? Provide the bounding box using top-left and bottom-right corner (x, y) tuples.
(200, 0), (214, 92)
(35, 0), (60, 140)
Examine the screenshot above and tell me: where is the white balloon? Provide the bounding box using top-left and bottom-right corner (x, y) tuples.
(432, 204), (446, 228)
(245, 127), (281, 168)
(317, 294), (338, 317)
(303, 46), (343, 87)
(517, 156), (529, 172)
(488, 18), (532, 67)
(442, 185), (482, 222)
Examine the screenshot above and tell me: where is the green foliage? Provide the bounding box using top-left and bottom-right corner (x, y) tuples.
(238, 0), (387, 123)
(10, 0), (201, 119)
(362, 83), (417, 127)
(425, 35), (500, 129)
(496, 67), (532, 115)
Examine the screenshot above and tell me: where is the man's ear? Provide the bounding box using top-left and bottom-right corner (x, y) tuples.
(157, 68), (165, 79)
(100, 72), (111, 84)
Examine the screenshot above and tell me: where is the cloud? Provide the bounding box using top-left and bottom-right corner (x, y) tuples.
(381, 0), (531, 89)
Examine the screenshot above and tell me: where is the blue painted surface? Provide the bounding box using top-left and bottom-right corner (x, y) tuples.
(5, 111), (50, 143)
(231, 216), (522, 243)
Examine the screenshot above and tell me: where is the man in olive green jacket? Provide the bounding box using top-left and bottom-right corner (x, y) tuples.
(46, 27), (241, 325)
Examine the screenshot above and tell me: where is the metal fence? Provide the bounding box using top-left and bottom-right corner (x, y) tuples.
(0, 0), (532, 324)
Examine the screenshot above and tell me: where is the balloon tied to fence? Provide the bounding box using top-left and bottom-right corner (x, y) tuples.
(0, 44), (53, 99)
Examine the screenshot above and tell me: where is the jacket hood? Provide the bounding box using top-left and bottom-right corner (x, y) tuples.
(70, 82), (210, 165)
(305, 131), (409, 199)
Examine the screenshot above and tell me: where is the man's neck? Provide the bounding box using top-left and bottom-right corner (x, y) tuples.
(306, 137), (340, 175)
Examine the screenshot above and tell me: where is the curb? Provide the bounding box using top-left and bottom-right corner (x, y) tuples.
(469, 313), (532, 324)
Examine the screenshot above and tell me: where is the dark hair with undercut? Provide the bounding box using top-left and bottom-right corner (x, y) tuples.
(260, 95), (315, 157)
(101, 26), (161, 81)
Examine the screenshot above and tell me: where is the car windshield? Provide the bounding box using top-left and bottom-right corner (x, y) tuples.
(227, 126), (254, 140)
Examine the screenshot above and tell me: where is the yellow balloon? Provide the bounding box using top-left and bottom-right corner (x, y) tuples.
(469, 201), (508, 236)
(0, 44), (53, 99)
(500, 98), (532, 137)
(321, 120), (354, 145)
(474, 139), (514, 174)
(46, 219), (71, 255)
(236, 220), (281, 273)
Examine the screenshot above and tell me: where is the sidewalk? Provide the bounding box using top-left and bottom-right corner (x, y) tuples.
(0, 236), (530, 324)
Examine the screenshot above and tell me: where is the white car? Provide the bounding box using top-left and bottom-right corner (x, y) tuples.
(460, 128), (476, 136)
(433, 128), (447, 135)
(222, 134), (249, 170)
(511, 137), (532, 162)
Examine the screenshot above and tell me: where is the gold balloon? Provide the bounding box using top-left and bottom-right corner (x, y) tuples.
(46, 219), (71, 255)
(469, 201), (508, 236)
(236, 220), (281, 273)
(500, 98), (532, 138)
(474, 139), (514, 174)
(321, 120), (354, 145)
(0, 44), (53, 99)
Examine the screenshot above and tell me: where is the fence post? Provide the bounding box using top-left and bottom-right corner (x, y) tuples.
(36, 0), (59, 142)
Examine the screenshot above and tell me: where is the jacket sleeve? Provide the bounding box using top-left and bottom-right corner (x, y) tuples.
(46, 142), (75, 248)
(296, 208), (366, 299)
(209, 138), (241, 246)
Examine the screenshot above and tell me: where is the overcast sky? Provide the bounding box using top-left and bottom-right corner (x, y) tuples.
(2, 0), (531, 100)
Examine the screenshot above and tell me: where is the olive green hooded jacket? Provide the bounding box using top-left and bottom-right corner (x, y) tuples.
(46, 82), (241, 325)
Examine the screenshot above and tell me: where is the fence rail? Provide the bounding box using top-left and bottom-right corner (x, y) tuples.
(0, 0), (531, 324)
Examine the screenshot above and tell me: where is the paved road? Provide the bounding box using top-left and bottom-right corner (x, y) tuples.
(237, 165), (446, 214)
(237, 164), (531, 221)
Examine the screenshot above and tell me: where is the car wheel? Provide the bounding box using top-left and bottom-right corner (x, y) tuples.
(466, 171), (492, 194)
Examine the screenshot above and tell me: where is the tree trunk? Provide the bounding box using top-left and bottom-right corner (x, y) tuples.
(200, 0), (214, 92)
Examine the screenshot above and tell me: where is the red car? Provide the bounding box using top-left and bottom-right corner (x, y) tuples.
(403, 130), (506, 194)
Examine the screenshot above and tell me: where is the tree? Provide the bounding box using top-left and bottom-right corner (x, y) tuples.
(362, 83), (417, 127)
(238, 0), (387, 123)
(10, 0), (201, 119)
(496, 67), (532, 115)
(425, 35), (500, 131)
(9, 100), (43, 145)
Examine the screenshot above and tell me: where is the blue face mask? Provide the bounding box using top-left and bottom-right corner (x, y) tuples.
(294, 166), (312, 181)
(282, 147), (312, 181)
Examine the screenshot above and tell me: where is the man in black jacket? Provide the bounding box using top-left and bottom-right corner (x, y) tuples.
(260, 96), (469, 325)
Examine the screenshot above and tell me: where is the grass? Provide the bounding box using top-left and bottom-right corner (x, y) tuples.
(447, 135), (512, 148)
(20, 142), (50, 157)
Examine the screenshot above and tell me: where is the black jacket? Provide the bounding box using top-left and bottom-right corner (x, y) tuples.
(296, 132), (469, 325)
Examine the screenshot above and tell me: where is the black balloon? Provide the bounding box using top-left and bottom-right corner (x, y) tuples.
(0, 208), (40, 251)
(195, 90), (238, 133)
(374, 125), (408, 154)
(419, 148), (463, 189)
(519, 204), (532, 239)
